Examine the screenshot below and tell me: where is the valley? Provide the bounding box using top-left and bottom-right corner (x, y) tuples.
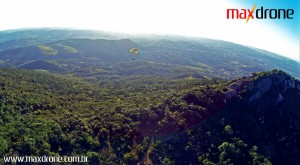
(0, 29), (299, 164)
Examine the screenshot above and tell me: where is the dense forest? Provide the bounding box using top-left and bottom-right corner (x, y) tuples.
(0, 29), (300, 164)
(0, 68), (299, 164)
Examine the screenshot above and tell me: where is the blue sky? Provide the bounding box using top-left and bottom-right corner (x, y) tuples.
(234, 0), (300, 43)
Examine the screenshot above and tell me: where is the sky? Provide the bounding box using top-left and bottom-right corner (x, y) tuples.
(0, 0), (299, 61)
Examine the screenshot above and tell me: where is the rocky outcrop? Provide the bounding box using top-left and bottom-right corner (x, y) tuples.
(277, 93), (284, 103)
(247, 71), (299, 103)
(220, 70), (300, 105)
(248, 77), (272, 102)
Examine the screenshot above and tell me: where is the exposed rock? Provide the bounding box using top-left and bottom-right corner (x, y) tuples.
(247, 77), (272, 102)
(272, 74), (288, 85)
(284, 79), (296, 90)
(249, 91), (262, 102)
(256, 77), (272, 94)
(229, 82), (242, 90)
(224, 89), (237, 99)
(277, 93), (284, 103)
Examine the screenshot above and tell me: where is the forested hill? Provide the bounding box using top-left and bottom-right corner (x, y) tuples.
(0, 68), (299, 164)
(0, 38), (138, 62)
(150, 69), (300, 164)
(0, 29), (299, 79)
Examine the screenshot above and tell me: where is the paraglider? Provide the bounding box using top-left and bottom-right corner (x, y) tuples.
(129, 48), (138, 60)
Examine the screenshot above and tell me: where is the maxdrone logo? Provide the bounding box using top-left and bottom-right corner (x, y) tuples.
(227, 4), (294, 23)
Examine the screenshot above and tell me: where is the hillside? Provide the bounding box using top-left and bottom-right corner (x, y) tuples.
(18, 60), (63, 72)
(0, 29), (300, 164)
(0, 69), (299, 164)
(0, 29), (299, 80)
(150, 70), (300, 164)
(0, 38), (139, 62)
(137, 38), (300, 79)
(0, 29), (119, 51)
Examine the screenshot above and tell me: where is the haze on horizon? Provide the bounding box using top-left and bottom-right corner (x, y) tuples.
(0, 0), (299, 61)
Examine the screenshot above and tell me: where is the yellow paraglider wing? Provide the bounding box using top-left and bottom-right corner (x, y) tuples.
(129, 48), (138, 60)
(129, 48), (138, 54)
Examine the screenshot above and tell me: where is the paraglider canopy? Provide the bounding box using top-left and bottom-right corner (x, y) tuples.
(129, 48), (138, 60)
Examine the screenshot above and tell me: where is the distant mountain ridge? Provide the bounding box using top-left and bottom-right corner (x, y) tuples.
(0, 28), (299, 79)
(1, 29), (300, 164)
(0, 38), (139, 62)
